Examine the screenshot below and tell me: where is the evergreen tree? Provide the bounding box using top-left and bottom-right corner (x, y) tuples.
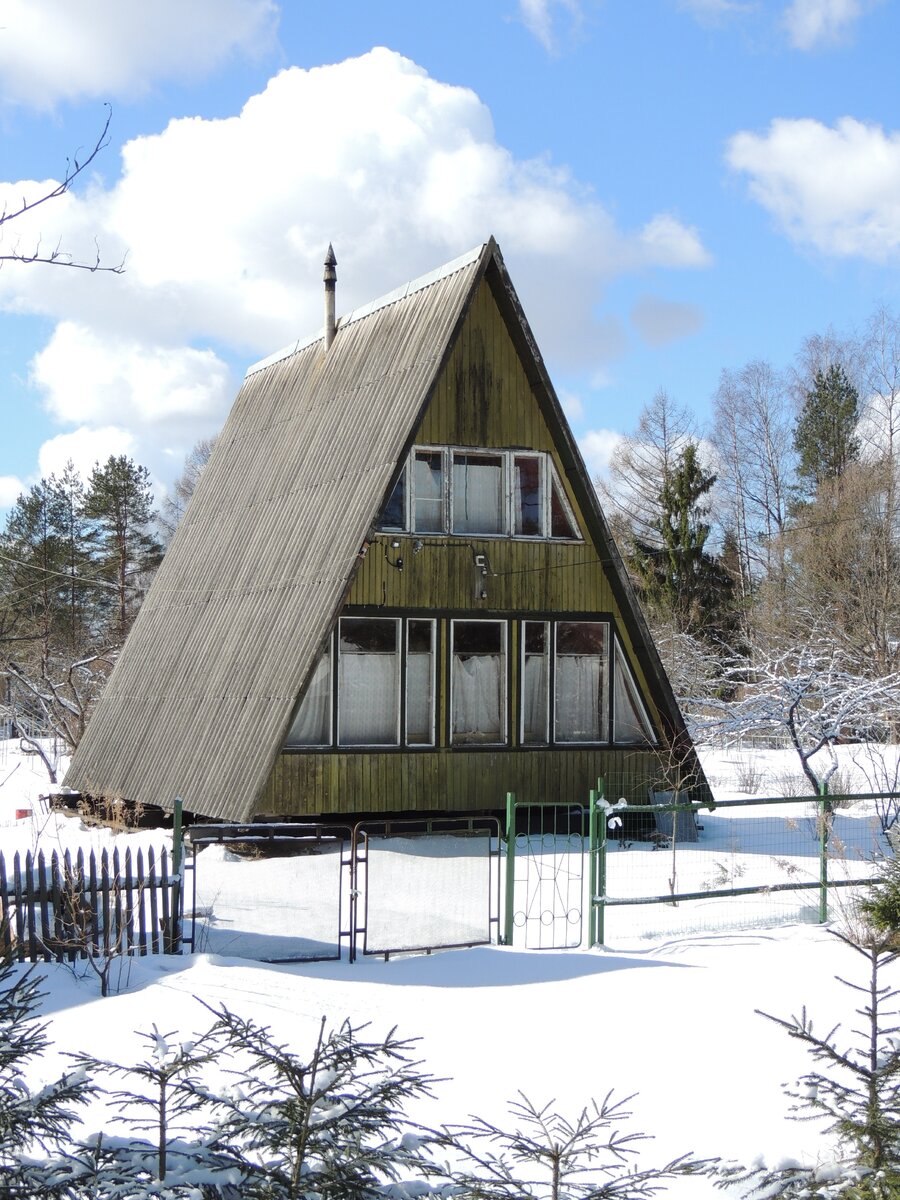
(83, 456), (162, 643)
(0, 959), (94, 1197)
(716, 931), (900, 1198)
(794, 364), (861, 499)
(632, 442), (735, 643)
(197, 1010), (445, 1198)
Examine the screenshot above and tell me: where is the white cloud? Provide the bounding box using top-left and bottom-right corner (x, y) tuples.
(0, 0), (279, 109)
(518, 0), (583, 52)
(0, 476), (24, 506)
(38, 425), (137, 483)
(0, 48), (710, 491)
(727, 116), (900, 260)
(579, 429), (623, 479)
(678, 0), (756, 24)
(631, 295), (705, 346)
(781, 0), (874, 49)
(31, 323), (231, 427)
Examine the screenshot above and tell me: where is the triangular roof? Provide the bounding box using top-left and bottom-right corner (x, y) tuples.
(66, 239), (692, 821)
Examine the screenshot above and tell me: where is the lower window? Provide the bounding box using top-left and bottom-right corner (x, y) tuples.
(451, 620), (506, 745)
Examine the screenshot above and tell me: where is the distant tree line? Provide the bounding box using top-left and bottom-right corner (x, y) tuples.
(0, 441), (213, 767)
(602, 304), (900, 766)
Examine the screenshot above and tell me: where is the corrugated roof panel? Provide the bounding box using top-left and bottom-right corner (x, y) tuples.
(66, 245), (487, 820)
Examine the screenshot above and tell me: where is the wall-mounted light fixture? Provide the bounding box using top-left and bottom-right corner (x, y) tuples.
(384, 539), (404, 571)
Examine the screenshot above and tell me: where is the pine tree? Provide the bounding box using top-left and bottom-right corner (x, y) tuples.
(71, 1024), (238, 1198)
(794, 364), (861, 499)
(197, 1009), (445, 1198)
(716, 931), (900, 1198)
(449, 1091), (708, 1198)
(632, 442), (735, 643)
(82, 456), (162, 643)
(0, 958), (94, 1197)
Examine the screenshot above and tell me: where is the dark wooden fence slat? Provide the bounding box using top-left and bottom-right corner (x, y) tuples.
(25, 852), (39, 963)
(88, 850), (99, 957)
(0, 853), (10, 960)
(123, 847), (134, 956)
(50, 851), (63, 962)
(148, 847), (160, 954)
(100, 849), (111, 959)
(135, 849), (147, 955)
(160, 848), (172, 954)
(12, 853), (25, 962)
(112, 848), (123, 956)
(37, 852), (51, 963)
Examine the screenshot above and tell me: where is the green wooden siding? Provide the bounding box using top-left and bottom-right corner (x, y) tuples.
(261, 747), (664, 817)
(260, 274), (674, 818)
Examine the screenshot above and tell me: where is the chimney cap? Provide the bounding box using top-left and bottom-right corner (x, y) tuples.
(324, 243), (336, 280)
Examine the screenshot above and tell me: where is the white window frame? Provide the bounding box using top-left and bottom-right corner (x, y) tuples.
(378, 445), (582, 541)
(450, 618), (508, 746)
(335, 616), (402, 748)
(552, 620), (610, 746)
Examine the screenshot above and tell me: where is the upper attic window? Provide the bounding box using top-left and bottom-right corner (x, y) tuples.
(377, 446), (581, 540)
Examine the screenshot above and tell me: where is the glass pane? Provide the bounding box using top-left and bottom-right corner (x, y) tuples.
(414, 451), (444, 532)
(555, 621), (607, 742)
(285, 650), (331, 746)
(522, 620), (549, 744)
(551, 476), (578, 538)
(406, 620), (434, 745)
(452, 621), (505, 744)
(338, 618), (399, 745)
(613, 641), (654, 744)
(514, 456), (542, 536)
(378, 472), (405, 530)
(452, 453), (503, 534)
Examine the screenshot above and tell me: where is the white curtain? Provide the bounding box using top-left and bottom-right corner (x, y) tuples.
(453, 458), (502, 534)
(613, 645), (653, 743)
(406, 651), (434, 744)
(555, 655), (604, 742)
(285, 653), (331, 746)
(414, 453), (443, 532)
(338, 653), (399, 745)
(452, 654), (502, 742)
(522, 654), (548, 743)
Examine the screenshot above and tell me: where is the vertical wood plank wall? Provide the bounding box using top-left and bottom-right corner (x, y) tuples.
(260, 276), (669, 818)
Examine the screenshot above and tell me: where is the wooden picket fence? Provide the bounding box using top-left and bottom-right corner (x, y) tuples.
(0, 847), (181, 963)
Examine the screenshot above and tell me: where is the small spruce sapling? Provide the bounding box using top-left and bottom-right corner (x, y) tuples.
(0, 955), (94, 1198)
(446, 1090), (710, 1199)
(70, 1023), (239, 1198)
(196, 1007), (448, 1199)
(715, 930), (900, 1198)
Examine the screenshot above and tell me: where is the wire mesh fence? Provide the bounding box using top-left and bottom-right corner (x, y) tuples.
(593, 794), (888, 944)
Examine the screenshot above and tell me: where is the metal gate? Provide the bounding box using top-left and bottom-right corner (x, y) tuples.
(184, 817), (500, 963)
(503, 795), (588, 949)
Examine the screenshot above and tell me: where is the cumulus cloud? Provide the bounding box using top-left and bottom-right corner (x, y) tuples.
(38, 426), (137, 483)
(727, 116), (900, 260)
(781, 0), (874, 49)
(631, 295), (704, 346)
(0, 0), (279, 109)
(0, 476), (25, 506)
(579, 429), (623, 479)
(518, 0), (583, 52)
(0, 48), (710, 491)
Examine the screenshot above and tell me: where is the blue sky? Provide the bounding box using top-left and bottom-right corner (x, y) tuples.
(0, 0), (898, 507)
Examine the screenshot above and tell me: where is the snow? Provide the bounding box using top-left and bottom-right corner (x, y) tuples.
(1, 738), (896, 1196)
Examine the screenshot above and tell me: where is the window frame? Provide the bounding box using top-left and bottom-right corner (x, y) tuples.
(449, 617), (508, 747)
(378, 445), (582, 541)
(611, 634), (657, 746)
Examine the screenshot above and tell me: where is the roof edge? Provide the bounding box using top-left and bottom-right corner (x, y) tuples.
(245, 242), (487, 379)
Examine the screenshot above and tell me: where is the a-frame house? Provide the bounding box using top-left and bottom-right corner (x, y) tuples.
(66, 239), (710, 822)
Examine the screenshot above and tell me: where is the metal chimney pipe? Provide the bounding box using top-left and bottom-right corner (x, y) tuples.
(323, 243), (337, 352)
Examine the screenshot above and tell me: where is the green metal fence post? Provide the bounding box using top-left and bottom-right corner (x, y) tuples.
(818, 780), (829, 923)
(504, 792), (516, 946)
(172, 796), (184, 953)
(589, 777), (606, 947)
(588, 788), (597, 948)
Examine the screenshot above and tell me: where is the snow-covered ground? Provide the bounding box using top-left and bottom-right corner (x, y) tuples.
(2, 739), (897, 1195)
